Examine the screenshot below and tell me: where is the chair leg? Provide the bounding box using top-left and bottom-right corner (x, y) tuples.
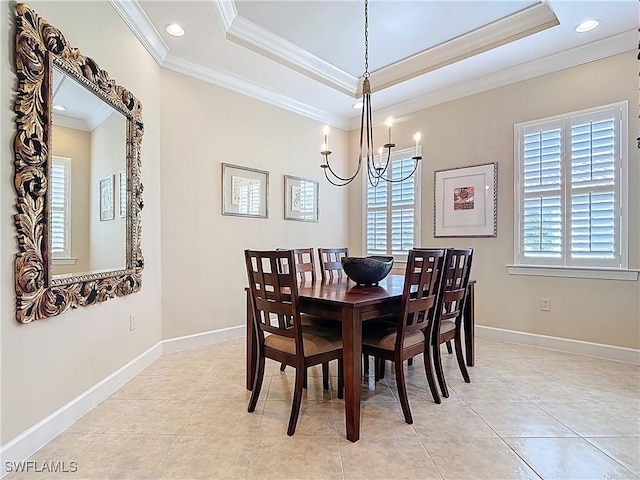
(280, 363), (286, 371)
(248, 354), (265, 413)
(454, 334), (470, 383)
(363, 354), (370, 375)
(394, 359), (413, 424)
(432, 340), (449, 398)
(322, 362), (329, 390)
(407, 357), (413, 366)
(446, 341), (453, 354)
(374, 357), (385, 381)
(337, 359), (344, 399)
(303, 370), (308, 389)
(287, 367), (306, 436)
(423, 342), (441, 404)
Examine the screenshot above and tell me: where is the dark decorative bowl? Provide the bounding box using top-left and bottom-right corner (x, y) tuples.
(341, 256), (394, 286)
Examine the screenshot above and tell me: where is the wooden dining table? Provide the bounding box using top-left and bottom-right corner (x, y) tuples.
(245, 274), (476, 442)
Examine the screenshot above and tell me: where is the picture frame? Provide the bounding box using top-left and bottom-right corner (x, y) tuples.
(222, 163), (269, 218)
(284, 175), (319, 222)
(434, 162), (497, 237)
(118, 169), (127, 218)
(99, 175), (115, 221)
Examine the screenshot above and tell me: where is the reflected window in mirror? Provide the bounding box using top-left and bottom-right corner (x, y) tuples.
(51, 156), (72, 262)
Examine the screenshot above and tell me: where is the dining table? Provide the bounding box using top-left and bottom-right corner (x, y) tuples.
(245, 274), (476, 442)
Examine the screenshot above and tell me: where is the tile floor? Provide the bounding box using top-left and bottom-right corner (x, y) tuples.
(7, 337), (639, 479)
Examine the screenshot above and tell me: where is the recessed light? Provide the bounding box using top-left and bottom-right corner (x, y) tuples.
(165, 23), (185, 37)
(52, 104), (66, 111)
(352, 102), (363, 109)
(575, 19), (599, 33)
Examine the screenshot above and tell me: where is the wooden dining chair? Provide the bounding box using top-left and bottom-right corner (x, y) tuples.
(245, 249), (344, 436)
(318, 247), (349, 281)
(432, 248), (474, 398)
(362, 249), (446, 423)
(291, 247), (317, 283)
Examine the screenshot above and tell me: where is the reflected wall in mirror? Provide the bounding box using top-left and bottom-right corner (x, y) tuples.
(14, 3), (144, 323)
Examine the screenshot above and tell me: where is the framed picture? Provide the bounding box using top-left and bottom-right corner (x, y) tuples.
(434, 162), (497, 237)
(118, 170), (127, 218)
(284, 175), (319, 222)
(99, 175), (115, 221)
(222, 163), (269, 218)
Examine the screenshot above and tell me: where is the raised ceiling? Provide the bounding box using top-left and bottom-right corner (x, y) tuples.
(111, 0), (638, 130)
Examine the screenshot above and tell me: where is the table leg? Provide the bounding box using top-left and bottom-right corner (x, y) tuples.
(246, 289), (257, 390)
(342, 306), (361, 442)
(464, 282), (475, 367)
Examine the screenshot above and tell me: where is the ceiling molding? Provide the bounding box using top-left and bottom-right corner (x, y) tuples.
(214, 3), (357, 96)
(368, 2), (559, 94)
(53, 114), (89, 132)
(162, 54), (350, 130)
(109, 0), (169, 65)
(87, 106), (118, 132)
(215, 0), (237, 30)
(356, 29), (637, 130)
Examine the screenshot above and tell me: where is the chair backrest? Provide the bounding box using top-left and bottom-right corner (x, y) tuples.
(318, 247), (349, 281)
(292, 248), (316, 283)
(396, 249), (446, 348)
(244, 250), (304, 351)
(435, 248), (474, 333)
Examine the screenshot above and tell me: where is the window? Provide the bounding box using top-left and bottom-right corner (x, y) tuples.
(365, 148), (420, 260)
(51, 156), (71, 259)
(514, 102), (628, 270)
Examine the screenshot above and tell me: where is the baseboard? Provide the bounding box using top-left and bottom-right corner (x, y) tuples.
(0, 342), (162, 477)
(0, 324), (247, 477)
(161, 325), (245, 354)
(476, 325), (640, 364)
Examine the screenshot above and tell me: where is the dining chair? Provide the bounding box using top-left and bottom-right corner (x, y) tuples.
(432, 248), (474, 398)
(362, 248), (446, 423)
(318, 247), (349, 281)
(245, 249), (344, 436)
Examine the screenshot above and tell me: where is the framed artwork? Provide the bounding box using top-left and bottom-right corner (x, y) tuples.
(119, 170), (127, 218)
(99, 175), (115, 221)
(222, 163), (269, 218)
(284, 175), (319, 222)
(434, 162), (497, 237)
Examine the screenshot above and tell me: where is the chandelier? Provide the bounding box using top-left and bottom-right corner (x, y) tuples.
(320, 0), (422, 187)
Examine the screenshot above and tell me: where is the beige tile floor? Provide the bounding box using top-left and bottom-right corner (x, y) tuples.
(7, 337), (639, 480)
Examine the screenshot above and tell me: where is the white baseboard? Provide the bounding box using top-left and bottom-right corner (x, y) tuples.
(0, 343), (162, 477)
(161, 325), (245, 354)
(476, 325), (640, 364)
(0, 324), (246, 477)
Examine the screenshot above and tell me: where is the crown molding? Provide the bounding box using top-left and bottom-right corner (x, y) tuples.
(216, 0), (237, 30)
(216, 6), (357, 96)
(353, 29), (637, 130)
(109, 0), (169, 64)
(368, 2), (559, 94)
(162, 54), (350, 129)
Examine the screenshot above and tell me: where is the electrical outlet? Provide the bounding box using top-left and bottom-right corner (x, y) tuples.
(540, 298), (551, 312)
(129, 314), (136, 331)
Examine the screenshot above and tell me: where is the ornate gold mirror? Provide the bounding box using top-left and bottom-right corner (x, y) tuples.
(14, 3), (144, 323)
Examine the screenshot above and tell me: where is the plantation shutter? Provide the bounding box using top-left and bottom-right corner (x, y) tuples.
(366, 148), (418, 258)
(516, 103), (624, 268)
(51, 157), (70, 258)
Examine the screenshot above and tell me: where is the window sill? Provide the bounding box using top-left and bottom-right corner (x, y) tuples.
(52, 257), (77, 266)
(506, 264), (639, 281)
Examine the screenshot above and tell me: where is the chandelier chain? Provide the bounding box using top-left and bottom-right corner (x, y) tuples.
(363, 0), (369, 78)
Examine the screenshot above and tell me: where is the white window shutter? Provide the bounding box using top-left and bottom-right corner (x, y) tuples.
(51, 157), (71, 258)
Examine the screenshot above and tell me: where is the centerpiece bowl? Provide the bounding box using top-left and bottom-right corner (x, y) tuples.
(341, 256), (394, 286)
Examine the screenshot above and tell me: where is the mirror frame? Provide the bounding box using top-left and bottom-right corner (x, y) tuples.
(13, 3), (144, 323)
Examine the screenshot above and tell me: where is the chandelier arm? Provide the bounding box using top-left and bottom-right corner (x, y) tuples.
(372, 158), (421, 183)
(323, 149), (363, 182)
(323, 166), (356, 186)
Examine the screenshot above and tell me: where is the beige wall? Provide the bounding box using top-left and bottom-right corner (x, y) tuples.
(349, 51), (640, 349)
(51, 125), (91, 275)
(159, 70), (349, 339)
(1, 1), (163, 444)
(89, 112), (127, 271)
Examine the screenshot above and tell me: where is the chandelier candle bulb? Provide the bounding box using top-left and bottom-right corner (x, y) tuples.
(386, 117), (393, 144)
(414, 132), (422, 158)
(323, 126), (329, 151)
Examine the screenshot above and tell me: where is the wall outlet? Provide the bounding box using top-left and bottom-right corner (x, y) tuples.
(129, 314), (136, 331)
(540, 298), (551, 312)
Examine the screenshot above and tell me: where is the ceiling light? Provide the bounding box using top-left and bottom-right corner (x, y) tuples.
(575, 19), (599, 33)
(320, 0), (421, 186)
(165, 23), (185, 37)
(52, 104), (66, 111)
(352, 102), (363, 109)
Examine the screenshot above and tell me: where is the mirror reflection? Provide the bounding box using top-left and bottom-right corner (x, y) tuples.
(51, 67), (127, 277)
